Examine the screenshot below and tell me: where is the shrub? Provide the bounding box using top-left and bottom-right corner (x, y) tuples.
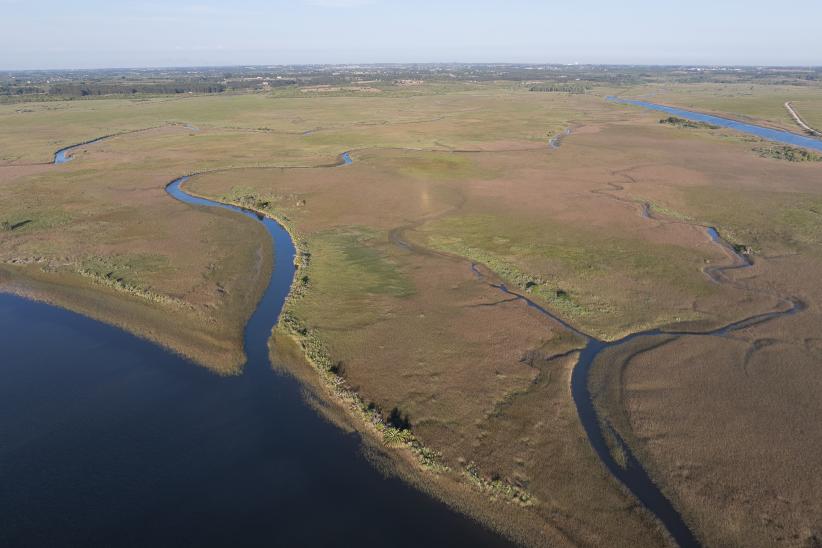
(387, 406), (411, 430)
(754, 145), (822, 162)
(660, 116), (719, 130)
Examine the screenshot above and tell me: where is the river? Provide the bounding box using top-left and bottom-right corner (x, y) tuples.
(608, 96), (822, 152)
(0, 159), (510, 547)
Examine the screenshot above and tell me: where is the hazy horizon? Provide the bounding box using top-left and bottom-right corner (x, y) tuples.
(2, 0), (821, 71)
(4, 61), (822, 73)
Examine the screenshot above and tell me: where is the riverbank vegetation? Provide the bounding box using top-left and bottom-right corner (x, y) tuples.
(659, 116), (719, 130)
(754, 144), (822, 162)
(3, 73), (822, 546)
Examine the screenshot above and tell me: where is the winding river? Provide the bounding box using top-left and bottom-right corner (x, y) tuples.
(1, 150), (510, 546)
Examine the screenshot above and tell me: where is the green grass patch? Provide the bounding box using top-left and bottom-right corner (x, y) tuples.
(390, 152), (490, 181)
(309, 228), (414, 299)
(420, 213), (714, 335)
(78, 253), (172, 289)
(681, 186), (822, 252)
(286, 227), (414, 332)
(72, 253), (185, 307)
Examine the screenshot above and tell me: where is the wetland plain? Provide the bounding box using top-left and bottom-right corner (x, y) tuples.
(2, 65), (822, 547)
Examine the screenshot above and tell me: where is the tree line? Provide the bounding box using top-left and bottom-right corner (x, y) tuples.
(529, 83), (590, 94)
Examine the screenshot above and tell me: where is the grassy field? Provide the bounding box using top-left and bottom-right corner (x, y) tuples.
(3, 80), (822, 546)
(0, 127), (276, 371)
(581, 92), (822, 545)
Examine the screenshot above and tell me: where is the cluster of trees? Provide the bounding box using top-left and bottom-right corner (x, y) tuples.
(0, 85), (42, 96)
(1, 77), (298, 99)
(660, 116), (719, 130)
(529, 83), (590, 94)
(755, 145), (822, 162)
(49, 81), (227, 96)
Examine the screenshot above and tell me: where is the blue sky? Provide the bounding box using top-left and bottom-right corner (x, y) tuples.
(2, 0), (820, 69)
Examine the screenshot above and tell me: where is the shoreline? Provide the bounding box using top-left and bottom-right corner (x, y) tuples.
(0, 263), (252, 374)
(24, 133), (684, 543)
(175, 175), (539, 494)
(173, 173), (563, 547)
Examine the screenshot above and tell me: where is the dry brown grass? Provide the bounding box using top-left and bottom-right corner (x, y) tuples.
(594, 295), (822, 546)
(583, 103), (822, 546)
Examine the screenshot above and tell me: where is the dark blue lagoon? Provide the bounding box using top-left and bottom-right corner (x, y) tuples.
(0, 175), (510, 547)
(608, 97), (822, 152)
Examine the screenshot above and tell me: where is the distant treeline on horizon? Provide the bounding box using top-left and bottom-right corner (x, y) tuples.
(1, 64), (819, 102)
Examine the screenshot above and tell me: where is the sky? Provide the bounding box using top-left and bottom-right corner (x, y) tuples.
(2, 0), (821, 70)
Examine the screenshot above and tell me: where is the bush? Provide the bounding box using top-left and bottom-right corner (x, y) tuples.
(529, 83), (590, 94)
(660, 116), (719, 130)
(387, 407), (411, 430)
(754, 145), (822, 162)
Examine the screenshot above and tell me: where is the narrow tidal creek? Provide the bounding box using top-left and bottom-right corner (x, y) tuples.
(471, 206), (801, 548)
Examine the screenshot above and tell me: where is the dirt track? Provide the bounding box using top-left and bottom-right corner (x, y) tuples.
(785, 101), (822, 137)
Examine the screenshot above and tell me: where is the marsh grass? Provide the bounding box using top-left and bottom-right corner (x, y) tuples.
(72, 254), (188, 308)
(7, 80), (818, 546)
(420, 213), (715, 338)
(278, 309), (451, 473)
(681, 187), (822, 254)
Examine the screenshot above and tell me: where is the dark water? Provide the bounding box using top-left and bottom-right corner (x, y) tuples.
(608, 96), (822, 152)
(0, 172), (510, 546)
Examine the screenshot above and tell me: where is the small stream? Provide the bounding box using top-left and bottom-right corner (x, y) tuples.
(54, 136), (112, 164)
